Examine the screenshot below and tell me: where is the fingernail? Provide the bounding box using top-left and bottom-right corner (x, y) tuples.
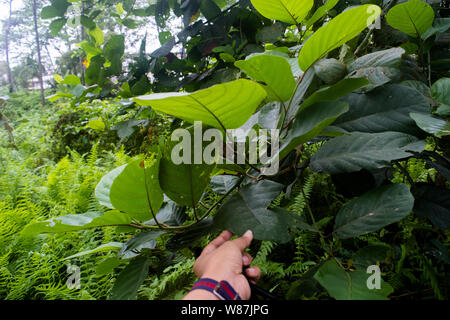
(243, 230), (253, 238)
(242, 255), (249, 264)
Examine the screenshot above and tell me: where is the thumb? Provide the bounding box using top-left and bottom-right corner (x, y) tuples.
(232, 230), (253, 252)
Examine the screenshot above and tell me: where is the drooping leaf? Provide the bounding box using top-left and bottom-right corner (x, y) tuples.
(413, 184), (450, 230)
(333, 84), (431, 136)
(119, 231), (165, 258)
(298, 5), (381, 71)
(347, 48), (405, 73)
(22, 211), (132, 236)
(166, 218), (218, 251)
(133, 80), (267, 130)
(279, 101), (349, 159)
(235, 55), (296, 102)
(210, 175), (240, 195)
(109, 256), (150, 300)
(214, 180), (294, 243)
(386, 0), (434, 38)
(250, 0), (314, 25)
(63, 242), (124, 260)
(333, 184), (414, 239)
(346, 66), (402, 92)
(431, 78), (450, 106)
(410, 113), (450, 138)
(310, 132), (426, 174)
(145, 200), (187, 227)
(305, 0), (339, 28)
(314, 259), (393, 300)
(301, 78), (369, 109)
(422, 18), (450, 40)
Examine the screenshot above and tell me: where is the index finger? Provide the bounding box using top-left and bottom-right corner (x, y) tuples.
(202, 230), (233, 255)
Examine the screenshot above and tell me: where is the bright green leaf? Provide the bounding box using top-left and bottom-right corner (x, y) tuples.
(250, 0), (314, 25)
(133, 80), (267, 130)
(298, 5), (381, 71)
(235, 55), (296, 102)
(386, 0), (434, 38)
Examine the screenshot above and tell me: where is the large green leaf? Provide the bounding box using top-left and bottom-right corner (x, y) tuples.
(235, 55), (296, 102)
(410, 113), (450, 138)
(413, 185), (450, 231)
(298, 5), (381, 71)
(214, 180), (294, 243)
(95, 159), (164, 221)
(22, 211), (132, 236)
(422, 18), (450, 40)
(63, 242), (124, 260)
(304, 0), (339, 28)
(333, 184), (414, 239)
(133, 80), (266, 130)
(347, 48), (405, 73)
(279, 101), (349, 159)
(210, 175), (240, 195)
(386, 0), (434, 38)
(310, 132), (426, 174)
(301, 78), (369, 109)
(119, 231), (165, 258)
(333, 84), (431, 136)
(431, 78), (450, 106)
(314, 259), (393, 300)
(346, 66), (402, 92)
(109, 256), (150, 300)
(250, 0), (314, 25)
(159, 159), (214, 207)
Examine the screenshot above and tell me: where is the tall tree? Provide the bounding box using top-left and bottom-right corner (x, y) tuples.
(4, 0), (14, 93)
(32, 0), (45, 107)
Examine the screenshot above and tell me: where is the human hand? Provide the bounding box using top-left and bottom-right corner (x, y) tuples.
(191, 230), (261, 300)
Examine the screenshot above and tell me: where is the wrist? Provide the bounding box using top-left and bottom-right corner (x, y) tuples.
(188, 277), (242, 300)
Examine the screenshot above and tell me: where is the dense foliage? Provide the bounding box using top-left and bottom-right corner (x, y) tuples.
(1, 0), (449, 300)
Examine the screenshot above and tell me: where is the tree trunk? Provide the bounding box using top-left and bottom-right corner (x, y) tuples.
(32, 0), (45, 107)
(5, 0), (14, 93)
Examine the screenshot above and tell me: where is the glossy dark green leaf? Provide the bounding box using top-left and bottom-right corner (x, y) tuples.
(166, 218), (218, 251)
(314, 259), (393, 300)
(119, 231), (165, 258)
(410, 113), (450, 138)
(210, 175), (240, 195)
(279, 101), (349, 159)
(109, 256), (150, 300)
(145, 200), (187, 227)
(333, 184), (414, 239)
(310, 132), (426, 174)
(334, 84), (431, 136)
(301, 78), (369, 109)
(422, 18), (450, 40)
(413, 185), (450, 230)
(347, 48), (405, 73)
(214, 180), (293, 243)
